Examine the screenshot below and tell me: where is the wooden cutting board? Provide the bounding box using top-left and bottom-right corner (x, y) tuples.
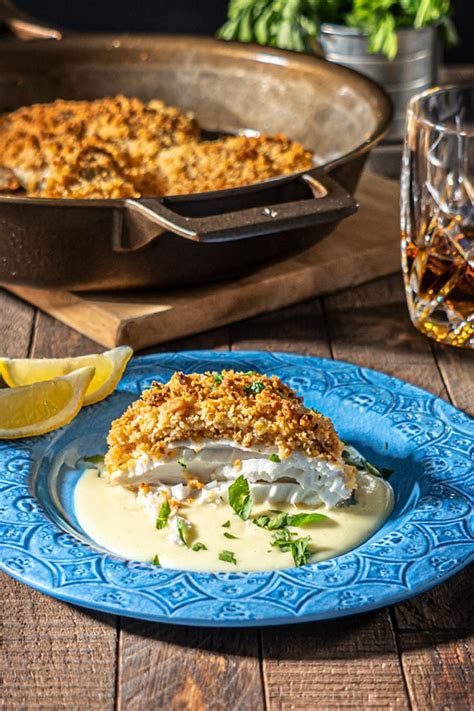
(5, 172), (401, 350)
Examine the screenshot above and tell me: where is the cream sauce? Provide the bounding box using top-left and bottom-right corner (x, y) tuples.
(74, 469), (394, 572)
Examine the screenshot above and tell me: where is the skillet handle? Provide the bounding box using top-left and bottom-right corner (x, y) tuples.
(117, 170), (357, 252)
(0, 0), (62, 40)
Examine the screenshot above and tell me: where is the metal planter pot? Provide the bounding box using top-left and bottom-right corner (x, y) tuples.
(319, 24), (439, 142)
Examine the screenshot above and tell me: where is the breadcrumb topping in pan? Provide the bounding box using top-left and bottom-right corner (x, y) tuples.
(105, 370), (346, 474)
(0, 96), (313, 199)
(0, 95), (199, 198)
(156, 134), (313, 195)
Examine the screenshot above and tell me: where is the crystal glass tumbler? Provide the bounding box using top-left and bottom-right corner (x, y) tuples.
(401, 85), (473, 348)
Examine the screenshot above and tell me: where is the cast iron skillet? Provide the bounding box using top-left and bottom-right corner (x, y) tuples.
(0, 3), (392, 291)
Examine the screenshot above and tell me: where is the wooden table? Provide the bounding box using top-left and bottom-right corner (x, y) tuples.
(1, 269), (473, 710)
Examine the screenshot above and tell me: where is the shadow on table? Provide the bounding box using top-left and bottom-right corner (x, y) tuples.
(71, 566), (472, 658)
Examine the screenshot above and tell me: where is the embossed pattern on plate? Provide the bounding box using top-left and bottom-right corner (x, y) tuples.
(0, 352), (472, 626)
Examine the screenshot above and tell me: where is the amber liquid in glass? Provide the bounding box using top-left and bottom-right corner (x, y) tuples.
(403, 215), (474, 347)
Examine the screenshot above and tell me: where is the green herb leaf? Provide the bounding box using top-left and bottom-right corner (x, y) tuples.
(253, 515), (271, 529)
(268, 453), (281, 463)
(192, 542), (207, 552)
(286, 512), (328, 526)
(151, 554), (160, 566)
(213, 372), (223, 385)
(222, 520), (231, 528)
(342, 449), (365, 470)
(270, 528), (292, 549)
(176, 516), (190, 547)
(266, 512), (289, 530)
(253, 511), (286, 530)
(290, 535), (312, 566)
(270, 529), (312, 566)
(364, 460), (383, 477)
(342, 449), (391, 479)
(155, 499), (171, 529)
(177, 460), (187, 469)
(339, 491), (358, 507)
(219, 549), (237, 565)
(243, 381), (265, 395)
(253, 510), (327, 530)
(228, 475), (253, 520)
(83, 454), (105, 465)
(223, 531), (239, 539)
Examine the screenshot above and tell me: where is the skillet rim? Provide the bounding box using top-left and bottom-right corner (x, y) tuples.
(0, 34), (393, 208)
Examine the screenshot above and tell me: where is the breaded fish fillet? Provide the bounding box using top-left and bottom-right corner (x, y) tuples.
(0, 95), (199, 197)
(105, 371), (357, 508)
(156, 134), (314, 195)
(29, 138), (139, 199)
(0, 97), (313, 199)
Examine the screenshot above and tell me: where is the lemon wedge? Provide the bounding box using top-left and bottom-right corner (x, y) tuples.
(0, 366), (95, 439)
(0, 346), (132, 406)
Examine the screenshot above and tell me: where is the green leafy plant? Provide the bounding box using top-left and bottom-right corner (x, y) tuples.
(217, 0), (457, 60)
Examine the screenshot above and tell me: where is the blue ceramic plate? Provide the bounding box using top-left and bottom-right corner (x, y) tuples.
(1, 351), (472, 626)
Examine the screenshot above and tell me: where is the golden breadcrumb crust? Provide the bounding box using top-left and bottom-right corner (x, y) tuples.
(0, 96), (313, 198)
(156, 134), (313, 195)
(0, 95), (199, 197)
(105, 370), (347, 475)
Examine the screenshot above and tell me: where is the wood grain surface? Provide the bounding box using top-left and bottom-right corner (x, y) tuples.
(1, 270), (472, 711)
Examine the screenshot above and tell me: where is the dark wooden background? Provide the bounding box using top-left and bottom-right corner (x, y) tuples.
(15, 0), (474, 63)
(1, 269), (473, 709)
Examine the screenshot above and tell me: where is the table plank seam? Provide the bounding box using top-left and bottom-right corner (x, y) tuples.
(430, 343), (455, 406)
(257, 629), (270, 711)
(114, 615), (121, 711)
(319, 297), (335, 360)
(27, 308), (39, 357)
(389, 608), (414, 711)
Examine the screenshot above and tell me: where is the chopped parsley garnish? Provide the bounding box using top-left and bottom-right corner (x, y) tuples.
(83, 454), (105, 476)
(222, 520), (231, 528)
(270, 529), (312, 566)
(151, 554), (160, 566)
(342, 449), (392, 479)
(290, 536), (312, 567)
(253, 510), (327, 530)
(271, 528), (292, 545)
(286, 512), (328, 526)
(155, 499), (171, 529)
(223, 532), (238, 539)
(253, 515), (272, 528)
(266, 512), (288, 530)
(243, 381), (265, 395)
(177, 460), (187, 469)
(268, 453), (281, 463)
(213, 373), (223, 385)
(364, 460), (383, 477)
(192, 542), (207, 552)
(83, 454), (105, 465)
(228, 475), (253, 520)
(342, 450), (365, 470)
(219, 550), (237, 565)
(176, 517), (190, 547)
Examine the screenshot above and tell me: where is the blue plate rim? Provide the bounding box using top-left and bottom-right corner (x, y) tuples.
(1, 350), (473, 627)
